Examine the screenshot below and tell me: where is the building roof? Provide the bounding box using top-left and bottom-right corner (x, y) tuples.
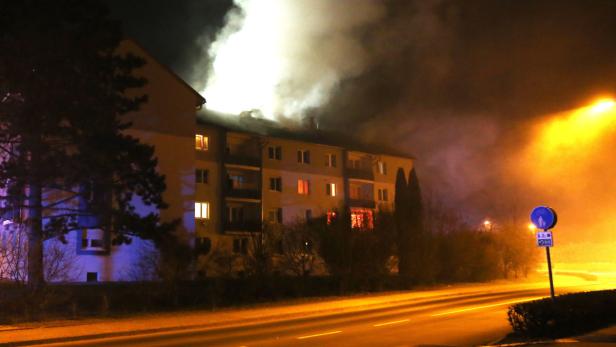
(123, 38), (206, 107)
(197, 109), (415, 160)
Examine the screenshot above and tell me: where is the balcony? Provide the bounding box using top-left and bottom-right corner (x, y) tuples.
(346, 167), (374, 181)
(348, 198), (376, 209)
(225, 154), (261, 168)
(224, 220), (262, 233)
(225, 188), (261, 200)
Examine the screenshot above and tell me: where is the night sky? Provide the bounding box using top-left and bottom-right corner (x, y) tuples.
(105, 0), (616, 246)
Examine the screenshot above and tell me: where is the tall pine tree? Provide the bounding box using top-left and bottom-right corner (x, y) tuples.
(394, 167), (411, 276)
(0, 0), (174, 288)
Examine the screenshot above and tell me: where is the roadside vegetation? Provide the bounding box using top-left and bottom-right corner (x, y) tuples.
(508, 289), (616, 339)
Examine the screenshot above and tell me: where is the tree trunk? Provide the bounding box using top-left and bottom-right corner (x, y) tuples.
(27, 183), (44, 289)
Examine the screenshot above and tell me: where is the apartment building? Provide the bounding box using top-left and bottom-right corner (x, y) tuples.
(194, 113), (414, 275)
(1, 39), (413, 282)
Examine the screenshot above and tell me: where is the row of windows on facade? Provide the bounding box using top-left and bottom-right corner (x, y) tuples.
(195, 202), (373, 230)
(270, 177), (337, 197)
(196, 134), (387, 175)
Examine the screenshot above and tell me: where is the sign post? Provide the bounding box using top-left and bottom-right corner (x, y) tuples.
(530, 206), (558, 300)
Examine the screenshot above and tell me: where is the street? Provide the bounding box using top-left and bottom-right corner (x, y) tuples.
(3, 271), (612, 347)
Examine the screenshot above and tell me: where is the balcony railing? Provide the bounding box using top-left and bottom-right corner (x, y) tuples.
(225, 154), (261, 167)
(224, 220), (262, 232)
(348, 198), (376, 209)
(225, 188), (261, 200)
(346, 167), (374, 181)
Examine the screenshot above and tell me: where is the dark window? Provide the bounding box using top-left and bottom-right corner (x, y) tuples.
(268, 146), (282, 160)
(233, 238), (249, 255)
(90, 239), (104, 248)
(298, 150), (310, 164)
(383, 189), (389, 201)
(325, 153), (337, 167)
(269, 177), (282, 191)
(196, 169), (209, 184)
(305, 209), (312, 221)
(268, 208), (283, 223)
(241, 238), (248, 254)
(195, 237), (212, 255)
(86, 272), (98, 282)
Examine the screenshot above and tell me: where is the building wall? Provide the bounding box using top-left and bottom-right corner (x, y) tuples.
(50, 39), (203, 282)
(262, 137), (345, 224)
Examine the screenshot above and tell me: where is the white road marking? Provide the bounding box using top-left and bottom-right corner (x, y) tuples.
(373, 319), (410, 327)
(430, 296), (544, 317)
(297, 330), (343, 339)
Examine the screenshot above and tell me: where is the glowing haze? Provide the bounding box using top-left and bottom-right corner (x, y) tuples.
(201, 0), (385, 119)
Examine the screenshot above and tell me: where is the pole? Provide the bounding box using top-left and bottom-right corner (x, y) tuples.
(545, 243), (555, 300)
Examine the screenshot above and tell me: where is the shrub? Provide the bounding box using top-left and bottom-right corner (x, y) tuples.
(508, 289), (616, 338)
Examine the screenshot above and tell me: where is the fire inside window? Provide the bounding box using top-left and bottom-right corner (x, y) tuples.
(195, 134), (209, 151)
(350, 208), (374, 230)
(195, 202), (210, 219)
(297, 179), (310, 195)
(326, 183), (336, 196)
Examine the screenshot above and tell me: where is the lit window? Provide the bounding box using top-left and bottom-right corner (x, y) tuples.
(195, 134), (209, 151)
(350, 208), (374, 230)
(297, 179), (310, 195)
(195, 202), (210, 219)
(377, 161), (387, 175)
(326, 183), (337, 197)
(327, 211), (337, 225)
(325, 153), (337, 167)
(297, 150), (310, 164)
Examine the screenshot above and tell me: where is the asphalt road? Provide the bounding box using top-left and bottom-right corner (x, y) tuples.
(29, 273), (612, 347)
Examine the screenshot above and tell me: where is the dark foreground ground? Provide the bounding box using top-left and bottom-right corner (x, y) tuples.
(0, 272), (612, 347)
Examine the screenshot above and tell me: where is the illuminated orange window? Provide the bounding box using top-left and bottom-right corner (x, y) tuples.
(327, 211), (337, 225)
(195, 134), (209, 151)
(297, 179), (310, 195)
(350, 208), (374, 230)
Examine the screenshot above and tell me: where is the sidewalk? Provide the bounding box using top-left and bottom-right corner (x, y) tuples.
(491, 325), (616, 346)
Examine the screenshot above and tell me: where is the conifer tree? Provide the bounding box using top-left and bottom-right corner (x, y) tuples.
(0, 0), (174, 288)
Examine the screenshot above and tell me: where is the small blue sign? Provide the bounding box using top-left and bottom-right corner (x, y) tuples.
(530, 206), (557, 230)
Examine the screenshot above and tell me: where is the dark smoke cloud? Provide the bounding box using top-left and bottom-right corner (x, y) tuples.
(107, 1), (616, 254)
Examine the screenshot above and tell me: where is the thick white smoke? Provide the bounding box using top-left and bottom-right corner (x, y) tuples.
(199, 0), (385, 119)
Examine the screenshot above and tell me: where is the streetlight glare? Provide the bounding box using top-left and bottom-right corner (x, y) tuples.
(589, 99), (615, 115)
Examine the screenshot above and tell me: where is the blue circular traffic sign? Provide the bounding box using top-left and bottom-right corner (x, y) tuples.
(530, 206), (557, 230)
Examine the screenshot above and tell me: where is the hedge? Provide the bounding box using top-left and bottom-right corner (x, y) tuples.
(508, 289), (616, 338)
(0, 275), (415, 323)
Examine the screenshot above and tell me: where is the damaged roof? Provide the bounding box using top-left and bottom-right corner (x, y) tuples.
(197, 109), (414, 159)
